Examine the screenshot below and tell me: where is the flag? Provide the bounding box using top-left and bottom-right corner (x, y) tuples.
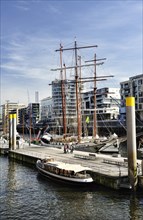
(86, 116), (90, 124)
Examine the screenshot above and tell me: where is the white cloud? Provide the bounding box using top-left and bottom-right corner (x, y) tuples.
(44, 2), (62, 15)
(1, 0), (142, 105)
(15, 0), (30, 11)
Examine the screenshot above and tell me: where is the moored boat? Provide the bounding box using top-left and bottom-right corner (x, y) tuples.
(40, 133), (53, 145)
(36, 157), (93, 184)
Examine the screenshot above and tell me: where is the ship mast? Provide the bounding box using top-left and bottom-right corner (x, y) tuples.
(85, 55), (115, 138)
(59, 44), (67, 136)
(74, 40), (81, 142)
(93, 54), (106, 137)
(78, 55), (82, 139)
(54, 40), (98, 142)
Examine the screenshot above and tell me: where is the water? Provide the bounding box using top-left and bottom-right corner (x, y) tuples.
(0, 157), (143, 220)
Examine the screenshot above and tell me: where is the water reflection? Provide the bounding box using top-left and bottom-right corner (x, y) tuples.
(37, 174), (143, 220)
(6, 159), (17, 209)
(129, 193), (143, 220)
(0, 157), (143, 220)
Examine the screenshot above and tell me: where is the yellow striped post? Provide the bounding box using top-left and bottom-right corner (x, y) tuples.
(12, 114), (17, 150)
(9, 114), (13, 150)
(126, 97), (137, 190)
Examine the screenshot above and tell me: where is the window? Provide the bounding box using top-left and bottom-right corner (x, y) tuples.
(139, 98), (143, 103)
(139, 92), (143, 97)
(86, 102), (90, 109)
(138, 79), (143, 85)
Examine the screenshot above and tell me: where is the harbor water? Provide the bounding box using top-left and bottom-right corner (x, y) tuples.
(0, 156), (143, 220)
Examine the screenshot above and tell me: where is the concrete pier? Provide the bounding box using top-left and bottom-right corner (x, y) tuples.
(4, 142), (142, 190)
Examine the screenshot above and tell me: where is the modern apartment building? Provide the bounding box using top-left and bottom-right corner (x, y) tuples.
(82, 87), (120, 121)
(50, 81), (121, 135)
(51, 79), (77, 133)
(18, 107), (28, 125)
(2, 102), (26, 134)
(41, 97), (52, 121)
(15, 103), (40, 134)
(26, 103), (40, 126)
(120, 74), (143, 121)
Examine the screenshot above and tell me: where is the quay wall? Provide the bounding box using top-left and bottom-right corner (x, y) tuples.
(91, 172), (120, 189)
(138, 176), (143, 189)
(8, 150), (123, 190)
(9, 150), (39, 165)
(0, 148), (9, 155)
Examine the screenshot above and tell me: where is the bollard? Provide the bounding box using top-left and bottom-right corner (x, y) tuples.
(126, 97), (138, 190)
(12, 114), (17, 150)
(9, 114), (13, 150)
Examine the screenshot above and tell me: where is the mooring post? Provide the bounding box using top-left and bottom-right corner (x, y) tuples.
(12, 113), (17, 150)
(126, 97), (138, 190)
(9, 114), (12, 150)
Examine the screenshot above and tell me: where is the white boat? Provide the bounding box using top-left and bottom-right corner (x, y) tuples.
(36, 158), (93, 184)
(40, 133), (53, 145)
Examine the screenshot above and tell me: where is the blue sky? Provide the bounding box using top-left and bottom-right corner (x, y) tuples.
(1, 0), (142, 105)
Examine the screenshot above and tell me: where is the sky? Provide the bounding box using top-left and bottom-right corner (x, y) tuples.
(0, 0), (143, 106)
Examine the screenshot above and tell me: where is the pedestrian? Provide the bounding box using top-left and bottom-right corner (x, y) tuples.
(64, 144), (67, 153)
(70, 144), (74, 153)
(67, 144), (70, 153)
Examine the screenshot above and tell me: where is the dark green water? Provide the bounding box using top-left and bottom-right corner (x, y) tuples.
(0, 157), (143, 220)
